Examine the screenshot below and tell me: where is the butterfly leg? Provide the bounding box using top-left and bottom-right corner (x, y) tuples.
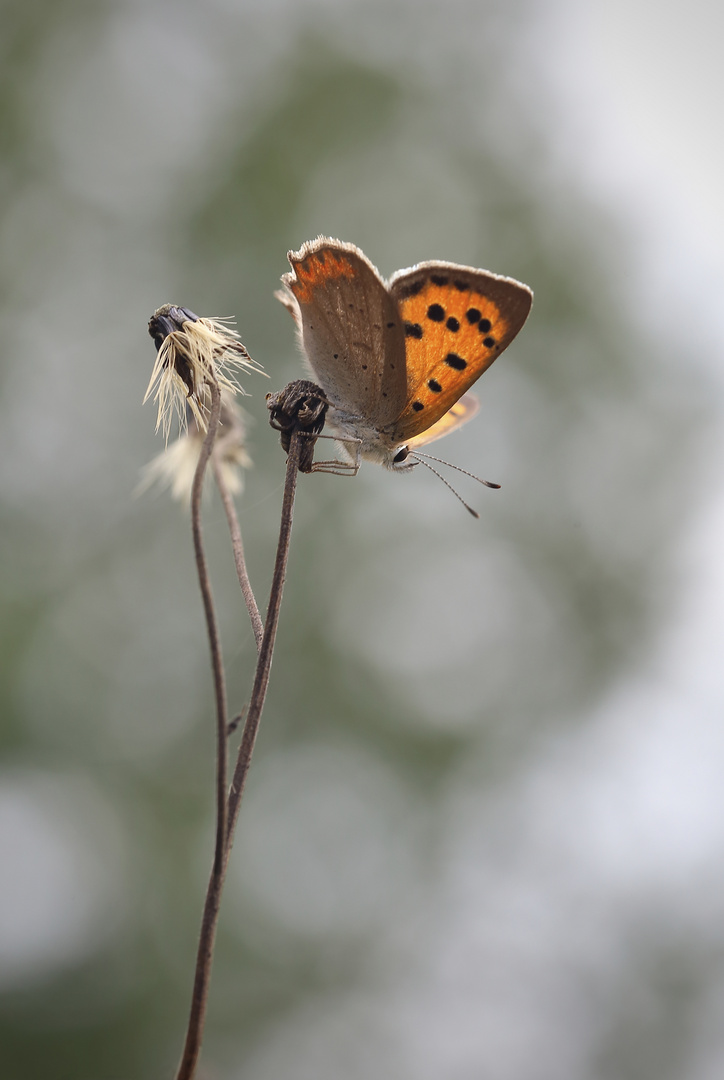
(303, 433), (361, 476)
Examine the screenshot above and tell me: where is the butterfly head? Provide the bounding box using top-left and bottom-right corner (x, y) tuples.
(389, 445), (415, 471)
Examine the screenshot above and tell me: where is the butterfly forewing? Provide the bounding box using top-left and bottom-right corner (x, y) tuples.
(387, 262), (532, 442)
(283, 239), (407, 426)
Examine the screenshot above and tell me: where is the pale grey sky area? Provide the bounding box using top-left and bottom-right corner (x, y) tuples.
(540, 0), (724, 345)
(592, 0), (723, 246)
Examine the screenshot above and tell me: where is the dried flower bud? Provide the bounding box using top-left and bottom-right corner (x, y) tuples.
(267, 380), (330, 473)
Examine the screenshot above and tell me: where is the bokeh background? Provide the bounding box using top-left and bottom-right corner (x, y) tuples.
(2, 1), (723, 1077)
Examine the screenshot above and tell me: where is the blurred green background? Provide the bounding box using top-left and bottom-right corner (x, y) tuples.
(2, 1), (723, 1078)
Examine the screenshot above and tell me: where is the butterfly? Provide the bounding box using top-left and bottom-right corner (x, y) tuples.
(276, 237), (532, 473)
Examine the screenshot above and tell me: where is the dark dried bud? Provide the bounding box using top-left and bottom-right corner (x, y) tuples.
(148, 305), (200, 352)
(267, 380), (330, 473)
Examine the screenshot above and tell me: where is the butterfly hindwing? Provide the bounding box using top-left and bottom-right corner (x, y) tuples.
(406, 392), (480, 449)
(387, 262), (532, 442)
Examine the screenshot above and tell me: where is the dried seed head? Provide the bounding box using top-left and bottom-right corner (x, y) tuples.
(138, 393), (252, 504)
(144, 305), (263, 440)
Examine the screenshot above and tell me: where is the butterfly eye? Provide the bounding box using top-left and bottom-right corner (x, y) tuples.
(393, 446), (410, 463)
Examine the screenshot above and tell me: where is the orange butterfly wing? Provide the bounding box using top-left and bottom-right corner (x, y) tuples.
(387, 262), (532, 443)
(406, 392), (480, 449)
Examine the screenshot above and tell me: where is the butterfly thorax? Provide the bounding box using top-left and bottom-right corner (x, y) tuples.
(325, 406), (415, 471)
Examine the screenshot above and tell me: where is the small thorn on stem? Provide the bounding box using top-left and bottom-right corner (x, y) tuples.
(227, 708), (247, 737)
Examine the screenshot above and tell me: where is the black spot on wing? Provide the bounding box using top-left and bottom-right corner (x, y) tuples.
(445, 352), (467, 370)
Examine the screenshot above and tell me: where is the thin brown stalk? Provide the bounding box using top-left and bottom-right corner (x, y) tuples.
(212, 456), (264, 652)
(175, 429), (302, 1080)
(226, 430), (301, 849)
(175, 380), (229, 1080)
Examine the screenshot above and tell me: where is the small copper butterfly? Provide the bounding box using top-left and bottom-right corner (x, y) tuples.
(277, 237), (532, 472)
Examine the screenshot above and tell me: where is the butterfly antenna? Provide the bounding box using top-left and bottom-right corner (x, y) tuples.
(410, 450), (500, 489)
(410, 454), (480, 518)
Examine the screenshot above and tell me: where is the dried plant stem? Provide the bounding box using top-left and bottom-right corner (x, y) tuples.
(175, 430), (302, 1080)
(226, 430), (301, 849)
(212, 456), (264, 653)
(176, 379), (229, 1080)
